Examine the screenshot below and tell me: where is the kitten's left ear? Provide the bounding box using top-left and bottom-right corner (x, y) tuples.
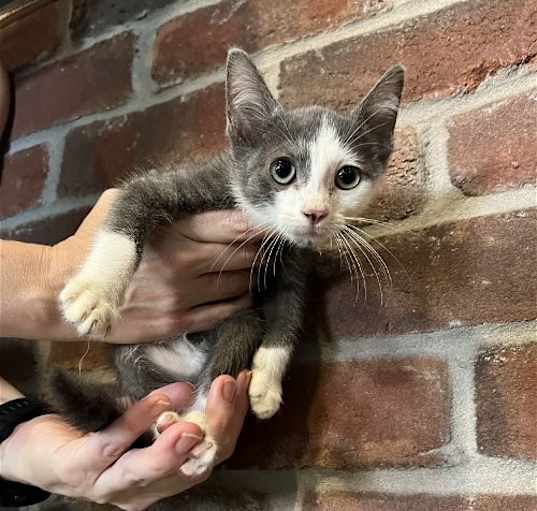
(352, 65), (405, 164)
(226, 48), (280, 146)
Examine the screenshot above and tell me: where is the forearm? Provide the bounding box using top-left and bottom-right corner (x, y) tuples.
(0, 240), (66, 340)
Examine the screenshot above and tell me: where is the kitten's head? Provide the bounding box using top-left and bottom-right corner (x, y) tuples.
(226, 49), (404, 249)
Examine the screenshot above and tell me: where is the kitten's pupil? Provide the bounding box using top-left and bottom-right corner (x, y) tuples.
(270, 157), (296, 185)
(335, 166), (361, 190)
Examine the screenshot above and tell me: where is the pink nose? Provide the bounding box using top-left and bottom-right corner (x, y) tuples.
(302, 208), (328, 225)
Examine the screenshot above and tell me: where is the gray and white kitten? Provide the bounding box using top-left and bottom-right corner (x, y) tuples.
(49, 49), (404, 478)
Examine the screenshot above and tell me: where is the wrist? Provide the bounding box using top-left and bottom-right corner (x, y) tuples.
(0, 241), (59, 340)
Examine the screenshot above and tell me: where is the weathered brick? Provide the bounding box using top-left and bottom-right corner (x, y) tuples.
(230, 358), (450, 469)
(0, 207), (91, 245)
(0, 0), (69, 71)
(365, 128), (425, 221)
(313, 210), (537, 338)
(70, 0), (179, 42)
(60, 85), (226, 197)
(307, 492), (537, 511)
(12, 33), (134, 138)
(152, 0), (391, 84)
(476, 343), (537, 461)
(280, 0), (537, 109)
(0, 145), (48, 219)
(158, 485), (268, 511)
(448, 91), (537, 196)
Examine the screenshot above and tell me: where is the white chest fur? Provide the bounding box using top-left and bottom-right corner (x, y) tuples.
(144, 335), (208, 381)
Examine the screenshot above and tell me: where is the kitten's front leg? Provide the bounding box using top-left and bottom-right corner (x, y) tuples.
(249, 344), (291, 419)
(250, 251), (310, 419)
(60, 230), (137, 338)
(60, 166), (232, 338)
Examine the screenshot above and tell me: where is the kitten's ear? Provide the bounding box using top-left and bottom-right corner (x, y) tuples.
(352, 65), (405, 163)
(226, 48), (279, 145)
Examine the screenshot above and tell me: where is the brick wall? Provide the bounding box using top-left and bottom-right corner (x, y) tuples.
(1, 0), (536, 510)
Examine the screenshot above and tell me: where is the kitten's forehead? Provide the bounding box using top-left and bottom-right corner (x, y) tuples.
(279, 108), (356, 184)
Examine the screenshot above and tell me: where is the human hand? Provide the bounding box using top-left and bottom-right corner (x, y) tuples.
(0, 372), (250, 511)
(47, 189), (259, 342)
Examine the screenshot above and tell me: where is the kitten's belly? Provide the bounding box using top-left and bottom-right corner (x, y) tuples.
(144, 334), (209, 382)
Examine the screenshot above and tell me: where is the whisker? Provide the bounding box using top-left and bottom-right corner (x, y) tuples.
(252, 230), (277, 293)
(343, 227), (385, 305)
(339, 230), (367, 303)
(262, 232), (282, 290)
(213, 226), (271, 287)
(347, 224), (406, 280)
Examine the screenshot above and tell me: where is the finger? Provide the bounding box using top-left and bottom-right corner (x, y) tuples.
(88, 383), (194, 470)
(206, 371), (251, 462)
(185, 294), (253, 334)
(193, 270), (250, 303)
(95, 421), (203, 499)
(173, 210), (262, 244)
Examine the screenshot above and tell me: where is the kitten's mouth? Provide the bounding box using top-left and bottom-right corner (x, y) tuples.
(290, 227), (330, 248)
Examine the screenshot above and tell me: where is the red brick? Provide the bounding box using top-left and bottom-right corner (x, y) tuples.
(0, 0), (69, 71)
(0, 145), (48, 219)
(12, 33), (134, 138)
(476, 343), (537, 461)
(313, 210), (537, 338)
(365, 128), (425, 221)
(69, 0), (178, 42)
(448, 91), (537, 196)
(152, 0), (391, 84)
(230, 358), (450, 469)
(280, 0), (537, 110)
(307, 492), (537, 511)
(59, 85), (226, 197)
(0, 206), (91, 245)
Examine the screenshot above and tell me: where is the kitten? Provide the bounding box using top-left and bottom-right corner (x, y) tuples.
(48, 49), (404, 478)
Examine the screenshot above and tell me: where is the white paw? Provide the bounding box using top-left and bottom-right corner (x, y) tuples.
(59, 276), (119, 338)
(180, 437), (217, 477)
(178, 411), (217, 478)
(154, 411), (181, 436)
(249, 370), (282, 419)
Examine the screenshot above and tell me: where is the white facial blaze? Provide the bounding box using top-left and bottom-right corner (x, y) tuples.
(307, 117), (356, 197)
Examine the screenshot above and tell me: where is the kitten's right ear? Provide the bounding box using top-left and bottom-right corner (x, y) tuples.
(226, 48), (279, 146)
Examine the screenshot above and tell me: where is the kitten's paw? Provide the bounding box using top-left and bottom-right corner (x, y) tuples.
(154, 411), (181, 435)
(249, 370), (282, 419)
(178, 411), (217, 478)
(180, 436), (217, 478)
(59, 277), (119, 338)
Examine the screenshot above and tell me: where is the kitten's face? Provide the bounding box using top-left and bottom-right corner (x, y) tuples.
(226, 50), (404, 249)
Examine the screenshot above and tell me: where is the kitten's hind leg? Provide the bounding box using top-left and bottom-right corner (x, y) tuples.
(154, 389), (216, 478)
(158, 312), (263, 477)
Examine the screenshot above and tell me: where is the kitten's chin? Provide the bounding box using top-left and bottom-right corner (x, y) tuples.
(288, 231), (330, 249)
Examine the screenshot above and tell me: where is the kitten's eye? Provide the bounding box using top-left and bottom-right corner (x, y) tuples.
(335, 166), (361, 190)
(270, 158), (296, 185)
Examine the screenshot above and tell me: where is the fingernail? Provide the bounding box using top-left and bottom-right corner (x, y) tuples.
(222, 379), (237, 403)
(176, 432), (203, 454)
